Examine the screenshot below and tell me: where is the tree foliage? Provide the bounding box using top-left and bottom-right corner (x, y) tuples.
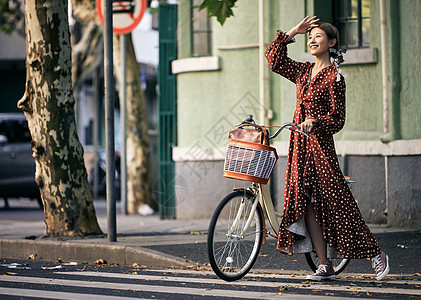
(199, 0), (238, 25)
(0, 0), (24, 35)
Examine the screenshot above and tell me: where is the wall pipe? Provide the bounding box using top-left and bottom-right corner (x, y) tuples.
(379, 0), (389, 136)
(258, 0), (265, 124)
(380, 0), (401, 143)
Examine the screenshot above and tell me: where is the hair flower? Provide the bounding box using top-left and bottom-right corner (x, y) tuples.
(330, 48), (347, 81)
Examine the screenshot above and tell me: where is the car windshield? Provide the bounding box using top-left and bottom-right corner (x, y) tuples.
(0, 119), (32, 143)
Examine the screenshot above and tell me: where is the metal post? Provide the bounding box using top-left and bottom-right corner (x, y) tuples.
(120, 34), (128, 215)
(104, 0), (116, 242)
(93, 67), (100, 199)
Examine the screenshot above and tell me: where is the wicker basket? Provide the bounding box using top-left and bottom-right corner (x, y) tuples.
(223, 138), (278, 184)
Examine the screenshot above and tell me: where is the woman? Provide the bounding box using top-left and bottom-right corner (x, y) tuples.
(265, 16), (390, 281)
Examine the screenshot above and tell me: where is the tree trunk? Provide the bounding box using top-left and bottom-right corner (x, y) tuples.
(18, 0), (102, 237)
(113, 34), (153, 213)
(71, 0), (153, 214)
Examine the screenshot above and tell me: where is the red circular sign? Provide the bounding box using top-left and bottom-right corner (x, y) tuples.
(96, 0), (147, 35)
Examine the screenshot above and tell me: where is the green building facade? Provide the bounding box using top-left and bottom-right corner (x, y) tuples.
(168, 0), (420, 228)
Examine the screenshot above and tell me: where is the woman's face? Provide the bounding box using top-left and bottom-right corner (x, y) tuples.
(307, 27), (336, 57)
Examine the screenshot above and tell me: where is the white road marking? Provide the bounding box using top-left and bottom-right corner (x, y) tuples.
(60, 271), (421, 296)
(0, 275), (334, 299)
(0, 287), (150, 300)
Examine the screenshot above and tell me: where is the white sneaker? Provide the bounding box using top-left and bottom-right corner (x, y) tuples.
(372, 251), (390, 280)
(306, 260), (336, 281)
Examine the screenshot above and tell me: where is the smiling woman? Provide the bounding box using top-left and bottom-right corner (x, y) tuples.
(265, 16), (390, 282)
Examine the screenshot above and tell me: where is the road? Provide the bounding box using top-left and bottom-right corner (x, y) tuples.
(1, 258), (420, 299)
(1, 198), (420, 299)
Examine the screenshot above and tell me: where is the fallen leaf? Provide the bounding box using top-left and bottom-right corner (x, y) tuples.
(5, 272), (17, 275)
(189, 231), (204, 235)
(94, 259), (107, 265)
(28, 254), (37, 260)
(258, 253), (268, 257)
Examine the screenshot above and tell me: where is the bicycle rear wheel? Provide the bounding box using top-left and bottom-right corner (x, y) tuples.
(207, 190), (264, 281)
(305, 251), (350, 275)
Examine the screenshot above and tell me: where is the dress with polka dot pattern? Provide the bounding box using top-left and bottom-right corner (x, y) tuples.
(265, 30), (381, 259)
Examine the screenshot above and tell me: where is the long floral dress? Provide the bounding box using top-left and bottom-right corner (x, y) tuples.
(265, 30), (381, 259)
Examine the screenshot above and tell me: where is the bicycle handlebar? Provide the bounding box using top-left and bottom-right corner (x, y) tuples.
(237, 115), (310, 139)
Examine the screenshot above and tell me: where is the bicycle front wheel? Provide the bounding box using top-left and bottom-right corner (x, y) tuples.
(207, 190), (264, 281)
(305, 251), (350, 275)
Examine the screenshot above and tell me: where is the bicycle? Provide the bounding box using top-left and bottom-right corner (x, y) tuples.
(207, 115), (350, 282)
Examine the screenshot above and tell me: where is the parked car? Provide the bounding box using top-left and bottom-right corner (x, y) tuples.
(0, 113), (42, 208)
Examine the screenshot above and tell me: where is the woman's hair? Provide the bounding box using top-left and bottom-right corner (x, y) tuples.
(311, 22), (340, 51)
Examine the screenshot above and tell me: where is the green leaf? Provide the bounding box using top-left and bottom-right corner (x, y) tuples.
(199, 0), (238, 26)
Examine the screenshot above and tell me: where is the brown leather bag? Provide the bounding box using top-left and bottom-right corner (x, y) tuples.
(228, 122), (270, 145)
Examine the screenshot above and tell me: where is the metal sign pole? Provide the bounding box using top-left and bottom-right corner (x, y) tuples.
(104, 0), (116, 242)
(120, 34), (128, 215)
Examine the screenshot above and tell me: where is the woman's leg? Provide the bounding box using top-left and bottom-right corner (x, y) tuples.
(305, 203), (327, 261)
(305, 202), (335, 280)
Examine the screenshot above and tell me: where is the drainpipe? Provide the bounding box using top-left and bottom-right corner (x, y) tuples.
(379, 0), (389, 138)
(258, 0), (265, 124)
(380, 0), (401, 142)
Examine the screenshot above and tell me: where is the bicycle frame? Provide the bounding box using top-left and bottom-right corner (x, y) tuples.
(228, 183), (279, 241)
(226, 119), (309, 242)
(258, 184), (280, 233)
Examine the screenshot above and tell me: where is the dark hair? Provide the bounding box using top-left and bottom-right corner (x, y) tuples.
(311, 22), (339, 51)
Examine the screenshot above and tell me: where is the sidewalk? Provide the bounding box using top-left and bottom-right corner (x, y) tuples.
(0, 212), (210, 268)
(0, 200), (419, 271)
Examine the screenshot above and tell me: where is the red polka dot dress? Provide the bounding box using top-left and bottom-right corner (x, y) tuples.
(265, 30), (381, 259)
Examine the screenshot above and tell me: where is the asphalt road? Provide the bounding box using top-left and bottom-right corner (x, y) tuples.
(1, 258), (420, 299)
(144, 230), (421, 276)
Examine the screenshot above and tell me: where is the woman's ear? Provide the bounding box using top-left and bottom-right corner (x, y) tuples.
(329, 38), (337, 48)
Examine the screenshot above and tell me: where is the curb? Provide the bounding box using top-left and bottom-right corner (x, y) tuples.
(0, 238), (190, 268)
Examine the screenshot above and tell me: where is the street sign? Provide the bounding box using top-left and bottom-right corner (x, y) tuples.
(96, 0), (147, 35)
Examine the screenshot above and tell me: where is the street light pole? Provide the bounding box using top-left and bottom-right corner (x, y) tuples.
(120, 34), (128, 215)
(104, 0), (116, 242)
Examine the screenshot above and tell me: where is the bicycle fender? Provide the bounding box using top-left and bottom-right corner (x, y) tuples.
(232, 188), (255, 199)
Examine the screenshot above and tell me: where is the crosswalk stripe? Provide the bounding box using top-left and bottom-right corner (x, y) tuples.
(57, 272), (421, 295)
(0, 287), (149, 300)
(146, 268), (421, 285)
(60, 271), (421, 296)
(0, 275), (341, 299)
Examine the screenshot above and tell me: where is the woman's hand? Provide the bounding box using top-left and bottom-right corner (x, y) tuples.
(288, 16), (320, 38)
(299, 118), (315, 134)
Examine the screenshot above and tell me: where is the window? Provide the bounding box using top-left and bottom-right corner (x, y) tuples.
(334, 0), (370, 49)
(191, 0), (212, 56)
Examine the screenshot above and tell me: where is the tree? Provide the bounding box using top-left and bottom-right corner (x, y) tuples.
(71, 0), (153, 213)
(18, 0), (102, 237)
(112, 34), (152, 213)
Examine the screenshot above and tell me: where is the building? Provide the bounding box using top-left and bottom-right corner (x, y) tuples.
(165, 0), (420, 228)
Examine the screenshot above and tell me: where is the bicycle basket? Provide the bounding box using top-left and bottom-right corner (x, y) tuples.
(223, 138), (278, 184)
